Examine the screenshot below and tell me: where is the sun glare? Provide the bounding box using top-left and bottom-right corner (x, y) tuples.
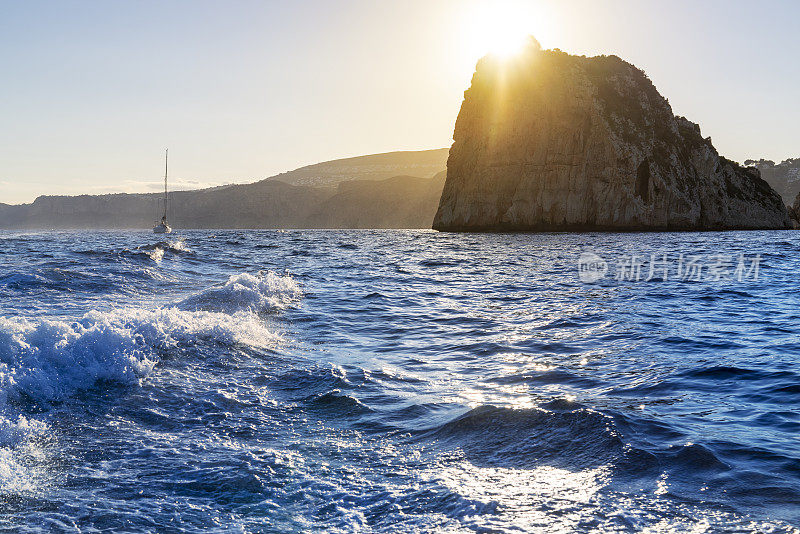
(464, 1), (548, 60)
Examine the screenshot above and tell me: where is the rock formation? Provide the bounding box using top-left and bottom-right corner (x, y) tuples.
(433, 39), (791, 231)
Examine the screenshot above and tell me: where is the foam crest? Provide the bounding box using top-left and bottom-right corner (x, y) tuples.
(178, 271), (302, 314)
(0, 313), (156, 403)
(137, 239), (192, 255)
(0, 271), (296, 404)
(0, 270), (295, 495)
(169, 239), (191, 253)
(0, 416), (47, 447)
(148, 247), (165, 262)
(0, 415), (51, 494)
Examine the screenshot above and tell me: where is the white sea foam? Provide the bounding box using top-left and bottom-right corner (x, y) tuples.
(148, 247), (164, 262)
(0, 271), (295, 404)
(0, 270), (300, 493)
(0, 306), (277, 493)
(0, 416), (47, 447)
(0, 271), (299, 404)
(168, 239), (190, 253)
(0, 314), (157, 404)
(178, 271), (302, 314)
(0, 415), (51, 494)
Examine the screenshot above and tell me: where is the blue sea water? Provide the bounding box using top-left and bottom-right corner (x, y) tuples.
(0, 229), (798, 533)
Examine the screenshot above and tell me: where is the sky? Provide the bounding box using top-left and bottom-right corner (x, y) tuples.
(1, 0), (798, 204)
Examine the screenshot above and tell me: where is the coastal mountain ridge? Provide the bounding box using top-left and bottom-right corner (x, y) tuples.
(264, 148), (449, 188)
(0, 150), (448, 229)
(745, 158), (800, 205)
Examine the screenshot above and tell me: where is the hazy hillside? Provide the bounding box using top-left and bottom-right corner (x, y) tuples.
(746, 158), (800, 204)
(0, 151), (449, 229)
(264, 149), (449, 187)
(306, 172), (447, 228)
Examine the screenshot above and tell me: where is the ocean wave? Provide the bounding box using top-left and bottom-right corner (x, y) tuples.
(130, 239), (193, 263)
(0, 271), (297, 405)
(418, 259), (459, 267)
(0, 268), (110, 293)
(491, 369), (601, 388)
(0, 313), (156, 404)
(134, 240), (192, 263)
(0, 272), (50, 289)
(75, 239), (193, 264)
(662, 442), (730, 472)
(423, 402), (755, 481)
(0, 415), (47, 448)
(303, 390), (373, 418)
(0, 415), (52, 494)
(0, 266), (179, 302)
(137, 240), (192, 254)
(678, 365), (798, 381)
(178, 271), (302, 314)
(424, 403), (624, 470)
(0, 309), (269, 405)
(272, 365), (351, 398)
(0, 281), (287, 495)
(0, 270), (298, 496)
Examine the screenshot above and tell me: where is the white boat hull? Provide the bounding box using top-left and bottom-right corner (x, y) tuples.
(153, 224), (171, 234)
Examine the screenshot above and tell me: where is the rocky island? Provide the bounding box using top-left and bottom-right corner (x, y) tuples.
(433, 38), (792, 232)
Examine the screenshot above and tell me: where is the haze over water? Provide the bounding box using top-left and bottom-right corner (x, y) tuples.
(0, 230), (797, 532)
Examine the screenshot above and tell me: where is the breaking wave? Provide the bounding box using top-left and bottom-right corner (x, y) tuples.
(0, 271), (298, 405)
(0, 270), (301, 493)
(137, 240), (192, 254)
(177, 271), (302, 314)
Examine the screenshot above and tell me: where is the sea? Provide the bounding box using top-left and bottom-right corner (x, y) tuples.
(0, 229), (797, 533)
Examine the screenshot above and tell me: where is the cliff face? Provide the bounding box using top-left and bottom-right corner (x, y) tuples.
(433, 41), (790, 231)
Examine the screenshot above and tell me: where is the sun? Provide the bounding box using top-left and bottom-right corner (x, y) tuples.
(464, 1), (548, 60)
(484, 24), (531, 58)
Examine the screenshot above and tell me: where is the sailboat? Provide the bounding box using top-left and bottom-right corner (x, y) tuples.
(153, 149), (172, 234)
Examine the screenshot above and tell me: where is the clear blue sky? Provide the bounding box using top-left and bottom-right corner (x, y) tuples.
(1, 0), (798, 203)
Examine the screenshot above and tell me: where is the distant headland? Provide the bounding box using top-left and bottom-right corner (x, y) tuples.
(0, 150), (448, 230)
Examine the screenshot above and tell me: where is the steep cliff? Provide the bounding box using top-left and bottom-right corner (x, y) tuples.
(433, 39), (790, 231)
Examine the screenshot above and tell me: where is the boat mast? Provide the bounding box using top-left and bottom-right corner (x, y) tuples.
(163, 148), (168, 221)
